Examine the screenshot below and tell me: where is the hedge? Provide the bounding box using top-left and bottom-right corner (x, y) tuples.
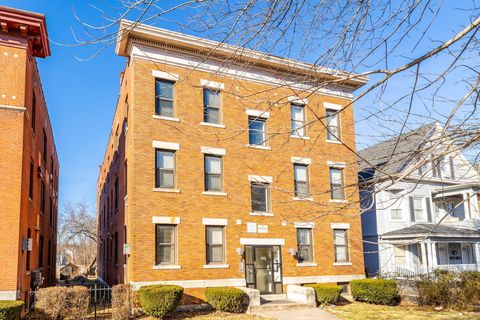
(351, 279), (399, 305)
(304, 284), (343, 305)
(205, 287), (246, 313)
(0, 301), (23, 320)
(138, 285), (183, 318)
(416, 270), (480, 311)
(35, 286), (89, 320)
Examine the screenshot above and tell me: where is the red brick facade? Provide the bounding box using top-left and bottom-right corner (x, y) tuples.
(98, 21), (366, 300)
(0, 7), (59, 302)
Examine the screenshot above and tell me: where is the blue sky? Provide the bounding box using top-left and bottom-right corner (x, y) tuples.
(2, 1), (477, 208)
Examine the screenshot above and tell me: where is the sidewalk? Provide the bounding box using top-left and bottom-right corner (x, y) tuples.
(251, 308), (340, 320)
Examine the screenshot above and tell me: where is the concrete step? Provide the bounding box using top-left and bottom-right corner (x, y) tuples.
(261, 294), (287, 301)
(248, 300), (316, 313)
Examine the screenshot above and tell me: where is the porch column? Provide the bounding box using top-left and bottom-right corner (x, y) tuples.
(470, 193), (479, 219)
(431, 242), (438, 270)
(421, 242), (428, 273)
(463, 193), (472, 220)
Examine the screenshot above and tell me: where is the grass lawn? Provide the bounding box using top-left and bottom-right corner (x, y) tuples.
(326, 302), (480, 320)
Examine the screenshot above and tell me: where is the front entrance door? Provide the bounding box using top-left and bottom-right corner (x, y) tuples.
(245, 245), (282, 294)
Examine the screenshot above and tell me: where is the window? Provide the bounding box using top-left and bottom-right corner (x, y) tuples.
(294, 164), (309, 198)
(394, 245), (406, 266)
(29, 159), (34, 199)
(297, 228), (313, 263)
(40, 181), (46, 213)
(391, 209), (403, 221)
(39, 235), (44, 268)
(155, 225), (176, 265)
(155, 150), (175, 188)
(206, 226), (225, 264)
(42, 130), (47, 163)
(333, 229), (349, 263)
(413, 197), (425, 221)
(251, 182), (270, 213)
(326, 109), (340, 141)
(205, 155), (222, 191)
(155, 79), (174, 117)
(114, 177), (119, 209)
(291, 104), (306, 136)
(248, 117), (267, 146)
(329, 168), (344, 200)
(114, 232), (119, 265)
(124, 160), (128, 196)
(31, 92), (36, 132)
(203, 88), (221, 124)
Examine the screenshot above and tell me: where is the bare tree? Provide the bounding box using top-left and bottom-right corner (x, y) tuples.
(59, 201), (97, 274)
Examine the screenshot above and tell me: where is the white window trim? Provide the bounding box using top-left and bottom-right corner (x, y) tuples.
(331, 223), (350, 230)
(200, 79), (225, 90)
(200, 122), (226, 129)
(152, 216), (181, 224)
(240, 238), (285, 245)
(152, 140), (180, 150)
(294, 222), (315, 228)
(327, 160), (346, 168)
(246, 109), (270, 118)
(326, 139), (342, 144)
(291, 157), (312, 165)
(293, 197), (313, 201)
(152, 70), (179, 81)
(248, 175), (273, 183)
(201, 146), (226, 156)
(202, 218), (228, 226)
(323, 102), (342, 110)
(288, 96), (308, 104)
(333, 262), (353, 266)
(153, 115), (180, 122)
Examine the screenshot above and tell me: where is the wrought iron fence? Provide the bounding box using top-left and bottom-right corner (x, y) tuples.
(26, 284), (112, 319)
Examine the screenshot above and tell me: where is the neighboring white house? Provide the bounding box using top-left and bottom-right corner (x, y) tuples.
(358, 122), (480, 277)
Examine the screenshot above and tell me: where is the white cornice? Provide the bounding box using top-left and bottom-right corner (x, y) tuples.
(130, 43), (355, 100)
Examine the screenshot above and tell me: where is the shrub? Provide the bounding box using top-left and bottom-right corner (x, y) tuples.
(304, 284), (343, 305)
(138, 285), (183, 318)
(205, 287), (246, 313)
(36, 287), (69, 319)
(351, 279), (399, 305)
(35, 286), (89, 320)
(0, 301), (23, 320)
(416, 270), (480, 312)
(112, 284), (133, 320)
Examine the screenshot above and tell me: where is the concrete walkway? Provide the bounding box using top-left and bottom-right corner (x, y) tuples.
(251, 308), (340, 320)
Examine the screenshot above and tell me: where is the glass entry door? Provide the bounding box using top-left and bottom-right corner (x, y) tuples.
(245, 245), (282, 294)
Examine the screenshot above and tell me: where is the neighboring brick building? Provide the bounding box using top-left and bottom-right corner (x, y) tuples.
(97, 20), (367, 299)
(0, 7), (59, 301)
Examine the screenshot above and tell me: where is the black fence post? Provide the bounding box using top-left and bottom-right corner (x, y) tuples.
(94, 284), (97, 319)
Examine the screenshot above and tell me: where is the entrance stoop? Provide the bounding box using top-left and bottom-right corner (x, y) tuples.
(247, 294), (316, 313)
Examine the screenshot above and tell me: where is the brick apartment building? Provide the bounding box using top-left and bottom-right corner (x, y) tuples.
(97, 20), (367, 299)
(0, 7), (59, 301)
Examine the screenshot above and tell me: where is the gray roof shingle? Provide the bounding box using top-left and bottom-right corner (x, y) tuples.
(381, 223), (480, 239)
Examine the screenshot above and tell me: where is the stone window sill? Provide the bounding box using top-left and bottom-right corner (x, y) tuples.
(330, 199), (348, 203)
(326, 139), (342, 144)
(293, 197), (313, 201)
(203, 264), (230, 269)
(202, 191), (228, 197)
(297, 263), (318, 267)
(290, 135), (310, 140)
(249, 212), (274, 217)
(153, 188), (181, 193)
(153, 115), (180, 122)
(153, 265), (181, 270)
(246, 144), (272, 151)
(200, 122), (225, 129)
(334, 262), (352, 266)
